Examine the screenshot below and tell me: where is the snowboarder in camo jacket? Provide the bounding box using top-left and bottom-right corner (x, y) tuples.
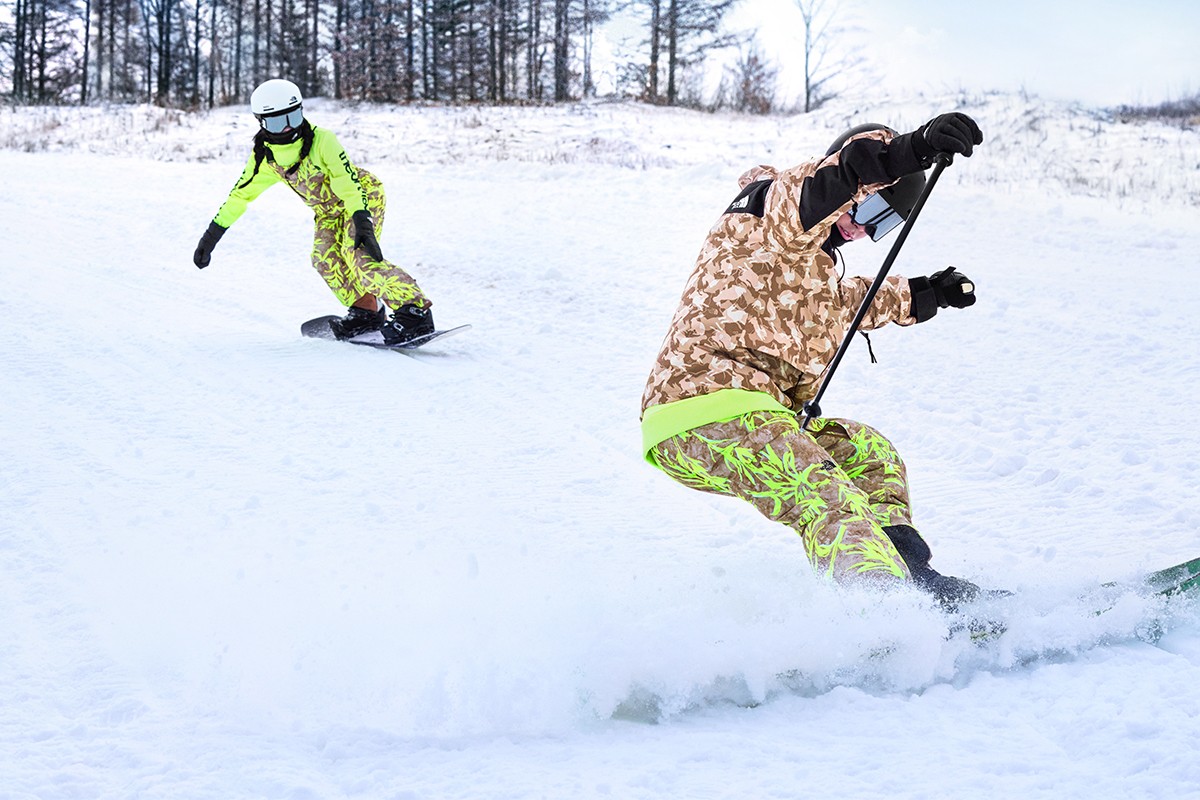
(640, 112), (985, 607)
(192, 78), (435, 345)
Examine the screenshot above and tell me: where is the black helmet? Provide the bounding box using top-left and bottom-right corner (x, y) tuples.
(826, 123), (926, 241)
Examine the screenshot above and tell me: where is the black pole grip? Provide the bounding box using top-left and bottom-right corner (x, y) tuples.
(800, 153), (954, 430)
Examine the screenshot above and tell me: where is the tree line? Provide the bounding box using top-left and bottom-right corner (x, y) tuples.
(0, 0), (765, 108)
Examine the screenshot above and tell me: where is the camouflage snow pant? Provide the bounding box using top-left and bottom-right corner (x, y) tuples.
(311, 172), (429, 310)
(652, 411), (913, 583)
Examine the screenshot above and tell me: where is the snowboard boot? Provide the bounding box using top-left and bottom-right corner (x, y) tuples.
(381, 303), (435, 345)
(882, 524), (982, 611)
(329, 305), (386, 340)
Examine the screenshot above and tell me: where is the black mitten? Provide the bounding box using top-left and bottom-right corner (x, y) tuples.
(193, 221), (226, 269)
(352, 210), (384, 262)
(911, 112), (984, 162)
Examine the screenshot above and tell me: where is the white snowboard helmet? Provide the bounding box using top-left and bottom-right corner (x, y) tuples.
(250, 79), (304, 138)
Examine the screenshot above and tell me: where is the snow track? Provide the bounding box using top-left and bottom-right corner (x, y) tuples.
(3, 97), (1200, 798)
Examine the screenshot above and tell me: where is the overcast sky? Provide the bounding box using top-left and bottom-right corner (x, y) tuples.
(731, 0), (1199, 107)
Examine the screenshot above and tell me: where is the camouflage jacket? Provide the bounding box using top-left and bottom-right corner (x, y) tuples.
(641, 128), (932, 420)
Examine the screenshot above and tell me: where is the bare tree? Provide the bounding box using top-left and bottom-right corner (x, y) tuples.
(724, 35), (775, 114)
(6, 0), (83, 102)
(1, 0), (615, 106)
(80, 0), (91, 101)
(578, 0), (608, 97)
(189, 0), (200, 104)
(523, 0), (540, 99)
(551, 0), (566, 99)
(623, 0), (735, 106)
(795, 0), (861, 112)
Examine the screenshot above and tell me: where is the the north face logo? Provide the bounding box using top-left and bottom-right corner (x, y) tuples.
(724, 179), (772, 217)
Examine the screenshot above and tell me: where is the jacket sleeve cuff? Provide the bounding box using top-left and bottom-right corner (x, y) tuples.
(908, 276), (939, 323)
(888, 131), (935, 175)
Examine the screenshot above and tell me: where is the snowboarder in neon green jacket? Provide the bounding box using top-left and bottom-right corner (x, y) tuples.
(192, 78), (434, 344)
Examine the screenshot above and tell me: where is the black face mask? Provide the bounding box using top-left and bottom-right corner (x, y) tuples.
(822, 222), (847, 259)
(263, 127), (303, 145)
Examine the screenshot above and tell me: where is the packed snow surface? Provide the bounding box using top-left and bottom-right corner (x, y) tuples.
(2, 93), (1200, 798)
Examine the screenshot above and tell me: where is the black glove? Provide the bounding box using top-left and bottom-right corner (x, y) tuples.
(911, 112), (984, 162)
(193, 221), (226, 269)
(930, 267), (976, 308)
(352, 210), (384, 262)
(909, 267), (975, 322)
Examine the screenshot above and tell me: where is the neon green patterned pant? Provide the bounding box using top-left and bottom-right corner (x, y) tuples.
(653, 411), (913, 583)
(310, 173), (429, 310)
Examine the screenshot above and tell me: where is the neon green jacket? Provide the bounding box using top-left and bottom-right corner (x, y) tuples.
(212, 126), (371, 228)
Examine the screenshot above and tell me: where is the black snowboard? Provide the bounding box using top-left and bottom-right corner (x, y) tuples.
(301, 314), (471, 350)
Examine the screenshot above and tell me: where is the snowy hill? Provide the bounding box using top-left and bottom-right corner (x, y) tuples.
(2, 93), (1200, 798)
(6, 90), (1200, 206)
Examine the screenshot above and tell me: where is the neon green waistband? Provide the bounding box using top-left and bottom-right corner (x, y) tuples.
(641, 388), (791, 466)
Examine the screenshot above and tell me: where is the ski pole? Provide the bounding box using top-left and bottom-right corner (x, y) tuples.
(801, 152), (954, 430)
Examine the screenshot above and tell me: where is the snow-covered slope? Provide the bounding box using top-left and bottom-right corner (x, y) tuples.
(2, 94), (1199, 798)
(7, 90), (1199, 206)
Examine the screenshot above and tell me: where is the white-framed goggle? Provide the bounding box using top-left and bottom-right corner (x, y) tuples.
(256, 105), (303, 134)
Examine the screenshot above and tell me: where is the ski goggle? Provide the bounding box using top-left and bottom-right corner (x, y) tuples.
(851, 192), (904, 242)
(256, 105), (303, 134)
